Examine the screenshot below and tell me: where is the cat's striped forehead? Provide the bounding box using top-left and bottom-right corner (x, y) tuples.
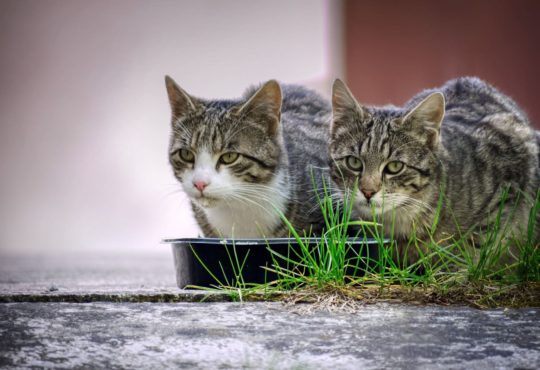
(331, 109), (401, 158)
(330, 106), (438, 175)
(168, 99), (282, 186)
(171, 105), (229, 152)
(170, 102), (270, 154)
(360, 116), (394, 158)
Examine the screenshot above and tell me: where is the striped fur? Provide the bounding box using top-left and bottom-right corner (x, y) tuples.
(165, 76), (331, 238)
(330, 77), (540, 262)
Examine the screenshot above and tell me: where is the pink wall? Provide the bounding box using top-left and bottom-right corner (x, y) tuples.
(0, 0), (340, 255)
(345, 0), (540, 128)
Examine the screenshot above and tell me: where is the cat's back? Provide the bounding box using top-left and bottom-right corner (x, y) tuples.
(435, 77), (535, 153)
(281, 84), (331, 135)
(280, 84), (332, 167)
(423, 78), (538, 222)
(441, 77), (528, 126)
(406, 77), (528, 129)
(281, 84), (331, 120)
(279, 85), (333, 231)
(403, 77), (533, 152)
(241, 83), (331, 139)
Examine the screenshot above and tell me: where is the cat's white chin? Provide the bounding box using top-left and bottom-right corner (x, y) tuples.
(357, 203), (384, 216)
(356, 201), (400, 216)
(194, 196), (220, 208)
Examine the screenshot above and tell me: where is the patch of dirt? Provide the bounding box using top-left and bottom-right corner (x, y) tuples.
(244, 282), (540, 312)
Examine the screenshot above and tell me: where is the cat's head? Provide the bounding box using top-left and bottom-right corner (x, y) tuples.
(329, 79), (445, 217)
(165, 76), (283, 208)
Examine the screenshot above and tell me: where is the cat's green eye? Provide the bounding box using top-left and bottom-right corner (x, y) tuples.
(385, 161), (404, 174)
(220, 152), (240, 165)
(178, 149), (195, 162)
(345, 156), (363, 171)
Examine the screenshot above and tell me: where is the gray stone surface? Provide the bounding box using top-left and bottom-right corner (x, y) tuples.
(1, 251), (539, 369)
(1, 302), (539, 369)
(0, 251), (178, 295)
(0, 251), (226, 302)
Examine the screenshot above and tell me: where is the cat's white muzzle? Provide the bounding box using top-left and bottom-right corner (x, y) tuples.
(355, 191), (406, 216)
(187, 190), (222, 208)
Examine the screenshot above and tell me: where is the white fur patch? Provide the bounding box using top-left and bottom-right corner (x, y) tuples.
(182, 149), (289, 238)
(355, 191), (427, 238)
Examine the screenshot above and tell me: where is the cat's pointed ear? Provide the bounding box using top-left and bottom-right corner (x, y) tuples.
(236, 80), (282, 136)
(331, 79), (367, 131)
(401, 92), (445, 149)
(165, 75), (198, 119)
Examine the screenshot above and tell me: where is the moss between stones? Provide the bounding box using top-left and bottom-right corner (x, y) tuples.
(1, 282), (538, 309)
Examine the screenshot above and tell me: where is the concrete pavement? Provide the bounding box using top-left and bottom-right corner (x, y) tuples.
(0, 251), (538, 369)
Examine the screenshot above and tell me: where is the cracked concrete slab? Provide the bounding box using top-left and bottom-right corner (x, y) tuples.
(1, 302), (539, 369)
(1, 252), (539, 369)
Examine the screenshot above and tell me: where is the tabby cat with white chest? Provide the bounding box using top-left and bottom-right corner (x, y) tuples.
(165, 77), (331, 238)
(329, 77), (539, 262)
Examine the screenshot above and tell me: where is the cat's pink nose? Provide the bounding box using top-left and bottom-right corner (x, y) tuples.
(362, 189), (375, 200)
(193, 181), (208, 192)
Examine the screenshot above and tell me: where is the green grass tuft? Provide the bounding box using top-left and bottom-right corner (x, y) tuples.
(191, 179), (539, 307)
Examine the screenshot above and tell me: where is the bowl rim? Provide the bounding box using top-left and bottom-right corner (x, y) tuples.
(163, 237), (388, 246)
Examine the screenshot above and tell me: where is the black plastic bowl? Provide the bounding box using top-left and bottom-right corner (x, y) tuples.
(165, 237), (384, 289)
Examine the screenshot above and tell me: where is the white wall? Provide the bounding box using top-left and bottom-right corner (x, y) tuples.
(0, 0), (343, 255)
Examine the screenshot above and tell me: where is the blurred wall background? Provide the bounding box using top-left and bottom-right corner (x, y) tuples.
(1, 0), (537, 257)
(345, 0), (540, 128)
(0, 0), (343, 255)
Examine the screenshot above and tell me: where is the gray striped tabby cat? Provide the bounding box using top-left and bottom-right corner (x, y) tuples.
(329, 77), (539, 262)
(165, 76), (331, 238)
